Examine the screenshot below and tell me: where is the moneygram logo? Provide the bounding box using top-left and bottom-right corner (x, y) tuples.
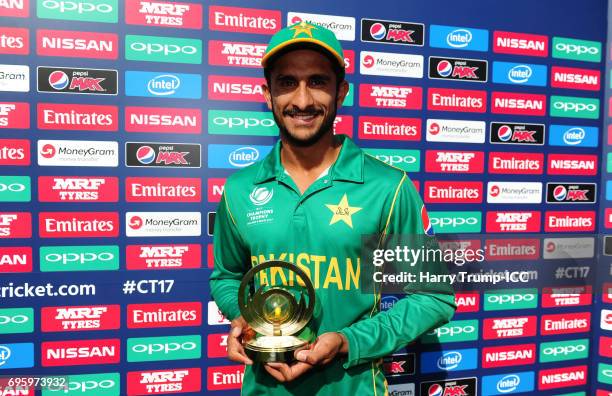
(37, 66), (118, 95)
(0, 64), (29, 92)
(422, 320), (479, 343)
(125, 0), (202, 29)
(208, 110), (277, 136)
(127, 368), (201, 395)
(125, 106), (201, 134)
(209, 5), (280, 35)
(421, 348), (478, 373)
(483, 315), (537, 340)
(208, 75), (265, 102)
(207, 144), (272, 169)
(359, 83), (422, 110)
(429, 56), (488, 82)
(208, 40), (266, 68)
(125, 34), (201, 64)
(126, 212), (201, 237)
(538, 365), (587, 390)
(550, 95), (599, 119)
(429, 211), (481, 233)
(426, 119), (485, 144)
(37, 29), (117, 59)
(543, 237), (594, 260)
(288, 12), (355, 41)
(358, 116), (420, 141)
(491, 92), (546, 116)
(492, 61), (547, 86)
(546, 183), (595, 204)
(0, 102), (29, 129)
(551, 66), (600, 90)
(127, 335), (201, 362)
(41, 305), (120, 332)
(125, 71), (201, 99)
(553, 36), (601, 62)
(484, 289), (538, 311)
(42, 338), (120, 366)
(428, 88), (487, 113)
(363, 148), (419, 172)
(128, 302), (201, 328)
(487, 182), (542, 204)
(493, 30), (548, 56)
(486, 211), (540, 233)
(359, 51), (423, 78)
(490, 122), (545, 145)
(39, 245), (119, 272)
(125, 142), (201, 168)
(126, 177), (200, 203)
(37, 103), (118, 131)
(0, 175), (30, 202)
(488, 152), (543, 174)
(0, 308), (33, 334)
(38, 176), (118, 203)
(37, 0), (118, 23)
(0, 27), (29, 55)
(0, 0), (28, 17)
(126, 244), (201, 270)
(0, 212), (31, 238)
(425, 181), (482, 204)
(429, 24), (488, 51)
(0, 247), (32, 273)
(39, 212), (118, 238)
(541, 312), (591, 336)
(37, 140), (118, 167)
(361, 18), (424, 46)
(549, 125), (598, 147)
(483, 344), (536, 368)
(547, 153), (597, 175)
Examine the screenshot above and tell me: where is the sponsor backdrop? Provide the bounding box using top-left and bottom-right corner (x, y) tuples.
(0, 0), (609, 395)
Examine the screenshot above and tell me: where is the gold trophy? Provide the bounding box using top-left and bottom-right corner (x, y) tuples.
(238, 260), (315, 362)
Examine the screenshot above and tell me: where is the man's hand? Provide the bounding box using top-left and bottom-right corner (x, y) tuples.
(264, 332), (349, 382)
(227, 316), (254, 365)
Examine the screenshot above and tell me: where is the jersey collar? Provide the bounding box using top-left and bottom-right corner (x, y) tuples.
(254, 134), (364, 185)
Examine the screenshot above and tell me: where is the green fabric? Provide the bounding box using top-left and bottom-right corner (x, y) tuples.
(261, 21), (345, 68)
(210, 135), (456, 395)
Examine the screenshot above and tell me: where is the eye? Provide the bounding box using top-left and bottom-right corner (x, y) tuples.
(277, 77), (297, 88)
(309, 77), (326, 87)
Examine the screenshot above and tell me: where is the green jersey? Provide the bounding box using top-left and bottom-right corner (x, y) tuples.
(210, 135), (456, 395)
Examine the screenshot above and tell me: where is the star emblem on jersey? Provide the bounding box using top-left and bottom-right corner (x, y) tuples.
(291, 21), (317, 38)
(325, 194), (362, 228)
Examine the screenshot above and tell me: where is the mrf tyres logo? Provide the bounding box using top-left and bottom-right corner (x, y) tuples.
(38, 176), (118, 202)
(361, 18), (424, 46)
(125, 0), (203, 29)
(359, 84), (422, 110)
(483, 315), (537, 340)
(37, 66), (117, 95)
(490, 122), (544, 145)
(208, 40), (266, 68)
(127, 367), (201, 395)
(41, 305), (120, 332)
(429, 56), (487, 82)
(126, 244), (201, 270)
(126, 142), (200, 168)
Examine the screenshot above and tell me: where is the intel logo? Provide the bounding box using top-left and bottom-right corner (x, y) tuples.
(508, 65), (532, 83)
(446, 29), (472, 48)
(563, 127), (585, 145)
(147, 74), (180, 96)
(0, 346), (11, 366)
(229, 147), (259, 168)
(380, 296), (399, 311)
(497, 374), (520, 393)
(437, 351), (461, 370)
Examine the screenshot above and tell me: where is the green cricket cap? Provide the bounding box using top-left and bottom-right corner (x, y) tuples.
(261, 21), (345, 69)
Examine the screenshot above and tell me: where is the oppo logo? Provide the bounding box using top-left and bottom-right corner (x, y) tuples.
(48, 379), (116, 393)
(213, 116), (274, 129)
(0, 314), (28, 324)
(42, 0), (114, 13)
(431, 216), (478, 228)
(132, 341), (197, 355)
(375, 154), (416, 167)
(555, 43), (598, 55)
(487, 294), (535, 304)
(45, 252), (114, 265)
(428, 325), (475, 337)
(553, 102), (597, 112)
(0, 183), (25, 192)
(130, 42), (197, 55)
(543, 344), (586, 356)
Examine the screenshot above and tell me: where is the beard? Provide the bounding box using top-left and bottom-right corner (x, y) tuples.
(272, 99), (338, 148)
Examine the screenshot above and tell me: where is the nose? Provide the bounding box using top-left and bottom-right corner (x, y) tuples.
(291, 81), (315, 110)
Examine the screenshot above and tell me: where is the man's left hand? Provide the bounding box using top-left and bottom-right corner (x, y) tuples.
(263, 332), (349, 382)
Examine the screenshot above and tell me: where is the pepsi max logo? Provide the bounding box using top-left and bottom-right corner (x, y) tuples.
(382, 353), (415, 377)
(126, 142), (201, 168)
(37, 66), (118, 95)
(429, 57), (487, 82)
(490, 122), (544, 145)
(428, 384), (443, 396)
(546, 183), (595, 204)
(361, 19), (424, 46)
(420, 377), (476, 396)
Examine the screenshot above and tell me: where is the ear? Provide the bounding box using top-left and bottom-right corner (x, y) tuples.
(335, 80), (349, 109)
(262, 84), (273, 111)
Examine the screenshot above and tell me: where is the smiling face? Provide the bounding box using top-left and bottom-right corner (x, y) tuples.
(263, 49), (348, 147)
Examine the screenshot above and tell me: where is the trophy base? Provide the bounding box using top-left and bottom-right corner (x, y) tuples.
(244, 336), (308, 363)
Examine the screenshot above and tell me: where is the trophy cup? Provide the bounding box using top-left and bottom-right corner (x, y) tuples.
(238, 260), (315, 362)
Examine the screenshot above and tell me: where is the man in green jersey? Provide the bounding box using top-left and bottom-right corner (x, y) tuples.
(210, 21), (456, 395)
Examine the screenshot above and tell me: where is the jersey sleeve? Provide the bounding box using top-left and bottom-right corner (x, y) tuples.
(209, 190), (250, 321)
(338, 174), (457, 369)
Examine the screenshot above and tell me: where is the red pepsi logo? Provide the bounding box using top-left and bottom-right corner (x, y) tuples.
(136, 146), (155, 164)
(497, 125), (513, 141)
(428, 384), (444, 396)
(422, 204), (433, 235)
(48, 71), (69, 90)
(41, 144), (55, 158)
(553, 186), (567, 201)
(437, 60), (453, 77)
(370, 23), (386, 40)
